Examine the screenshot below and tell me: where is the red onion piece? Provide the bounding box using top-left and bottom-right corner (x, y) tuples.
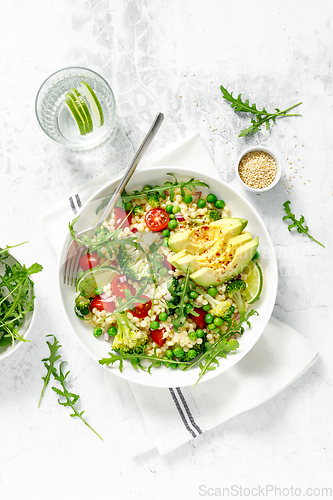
(192, 191), (202, 202)
(175, 213), (185, 222)
(131, 227), (138, 233)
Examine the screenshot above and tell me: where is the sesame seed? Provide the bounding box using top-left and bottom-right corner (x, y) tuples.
(238, 150), (277, 189)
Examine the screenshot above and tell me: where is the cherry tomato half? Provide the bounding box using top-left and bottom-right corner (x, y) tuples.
(79, 252), (99, 272)
(90, 294), (116, 313)
(114, 207), (132, 230)
(145, 208), (169, 232)
(111, 274), (135, 298)
(150, 327), (166, 346)
(189, 307), (207, 330)
(131, 296), (152, 319)
(162, 255), (175, 272)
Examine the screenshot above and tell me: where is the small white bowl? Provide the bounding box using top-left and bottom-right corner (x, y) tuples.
(0, 247), (37, 361)
(235, 146), (281, 193)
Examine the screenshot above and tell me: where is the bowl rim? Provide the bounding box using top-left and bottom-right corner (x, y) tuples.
(0, 247), (37, 361)
(58, 165), (278, 388)
(235, 145), (282, 193)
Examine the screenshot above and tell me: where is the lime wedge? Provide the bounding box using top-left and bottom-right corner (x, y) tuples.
(65, 95), (87, 135)
(243, 259), (263, 304)
(79, 81), (104, 127)
(70, 88), (93, 133)
(76, 265), (119, 298)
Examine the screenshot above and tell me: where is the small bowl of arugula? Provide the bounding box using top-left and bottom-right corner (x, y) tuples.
(0, 243), (43, 361)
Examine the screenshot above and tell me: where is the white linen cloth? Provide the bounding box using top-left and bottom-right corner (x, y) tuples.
(40, 131), (319, 456)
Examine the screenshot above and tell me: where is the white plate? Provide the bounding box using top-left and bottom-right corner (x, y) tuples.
(58, 167), (278, 388)
(0, 248), (37, 361)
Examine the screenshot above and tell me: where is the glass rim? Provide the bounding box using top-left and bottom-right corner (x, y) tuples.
(35, 66), (116, 144)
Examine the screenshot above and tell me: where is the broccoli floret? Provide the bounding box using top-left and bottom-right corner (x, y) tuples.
(74, 296), (91, 317)
(112, 312), (148, 354)
(225, 280), (247, 313)
(196, 287), (235, 319)
(133, 205), (144, 216)
(166, 277), (182, 308)
(147, 191), (160, 208)
(192, 210), (222, 225)
(117, 245), (151, 282)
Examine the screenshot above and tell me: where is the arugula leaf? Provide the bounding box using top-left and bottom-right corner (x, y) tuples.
(191, 309), (259, 387)
(38, 334), (61, 408)
(282, 200), (325, 248)
(95, 174), (210, 214)
(99, 349), (192, 373)
(109, 283), (148, 315)
(39, 334), (103, 440)
(52, 361), (103, 440)
(220, 84), (302, 137)
(0, 246), (43, 347)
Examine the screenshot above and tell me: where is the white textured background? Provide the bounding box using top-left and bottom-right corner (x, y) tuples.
(0, 1), (332, 498)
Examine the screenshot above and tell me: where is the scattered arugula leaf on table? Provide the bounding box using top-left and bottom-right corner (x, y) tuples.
(282, 200), (325, 248)
(38, 334), (102, 440)
(220, 84), (302, 137)
(0, 243), (43, 347)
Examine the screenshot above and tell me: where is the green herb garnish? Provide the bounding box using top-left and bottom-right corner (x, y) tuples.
(0, 244), (43, 347)
(172, 265), (191, 332)
(283, 200), (324, 247)
(95, 174), (210, 214)
(220, 84), (302, 137)
(38, 334), (102, 440)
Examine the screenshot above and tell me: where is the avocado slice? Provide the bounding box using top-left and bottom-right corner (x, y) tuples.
(168, 250), (188, 270)
(190, 237), (259, 287)
(168, 218), (248, 254)
(195, 220), (248, 266)
(174, 253), (201, 273)
(197, 232), (253, 268)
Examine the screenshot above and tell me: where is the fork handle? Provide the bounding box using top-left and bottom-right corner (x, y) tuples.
(97, 112), (164, 225)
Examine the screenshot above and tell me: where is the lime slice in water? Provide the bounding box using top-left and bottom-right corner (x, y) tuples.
(79, 81), (104, 127)
(70, 88), (93, 133)
(76, 265), (119, 298)
(65, 95), (87, 135)
(243, 259), (263, 304)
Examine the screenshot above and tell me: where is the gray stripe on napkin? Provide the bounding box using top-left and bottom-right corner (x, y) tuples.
(176, 387), (202, 435)
(169, 388), (197, 438)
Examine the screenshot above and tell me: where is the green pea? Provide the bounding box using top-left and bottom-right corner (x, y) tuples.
(215, 199), (225, 210)
(165, 204), (173, 213)
(207, 286), (218, 297)
(253, 251), (260, 260)
(172, 206), (180, 214)
(159, 266), (168, 276)
(161, 228), (170, 237)
(188, 331), (197, 341)
(166, 349), (173, 359)
(202, 304), (211, 311)
(189, 290), (198, 300)
(183, 194), (193, 203)
(124, 202), (132, 212)
(93, 327), (103, 338)
(174, 347), (184, 358)
(207, 193), (217, 204)
(168, 219), (178, 230)
(213, 317), (224, 326)
(159, 312), (168, 321)
(163, 238), (169, 247)
(169, 213), (176, 219)
(205, 313), (214, 324)
(180, 282), (190, 292)
(150, 321), (160, 330)
(143, 184), (152, 191)
(187, 349), (197, 359)
(207, 323), (216, 330)
(185, 303), (194, 314)
(196, 329), (204, 338)
(108, 326), (117, 336)
(94, 287), (103, 295)
(170, 362), (178, 369)
(197, 199), (206, 208)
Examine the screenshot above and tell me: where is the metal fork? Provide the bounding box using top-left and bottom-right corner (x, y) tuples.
(62, 112), (164, 285)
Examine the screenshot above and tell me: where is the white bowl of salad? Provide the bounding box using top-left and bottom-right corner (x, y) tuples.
(58, 167), (278, 388)
(0, 244), (41, 361)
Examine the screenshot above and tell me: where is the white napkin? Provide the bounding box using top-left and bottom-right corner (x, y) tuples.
(40, 131), (319, 456)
